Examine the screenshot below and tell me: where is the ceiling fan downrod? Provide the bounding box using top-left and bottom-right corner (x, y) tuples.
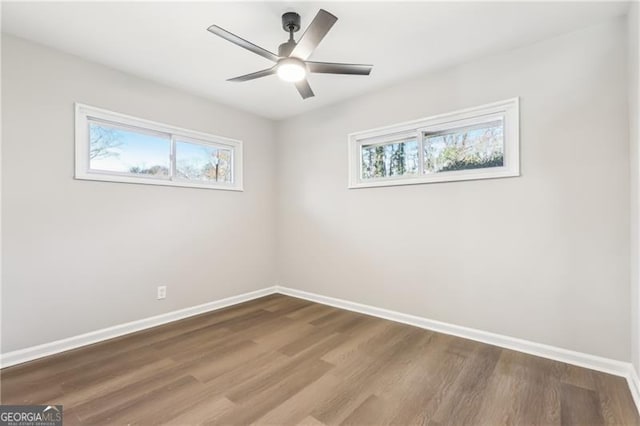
(280, 12), (301, 57)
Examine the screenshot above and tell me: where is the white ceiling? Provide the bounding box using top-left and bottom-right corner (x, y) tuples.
(1, 1), (629, 120)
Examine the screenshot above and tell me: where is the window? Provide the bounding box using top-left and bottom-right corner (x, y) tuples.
(75, 104), (243, 190)
(348, 98), (519, 188)
(361, 138), (419, 179)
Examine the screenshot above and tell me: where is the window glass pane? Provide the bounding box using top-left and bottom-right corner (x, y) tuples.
(423, 119), (504, 174)
(89, 122), (170, 177)
(361, 139), (419, 180)
(175, 140), (233, 183)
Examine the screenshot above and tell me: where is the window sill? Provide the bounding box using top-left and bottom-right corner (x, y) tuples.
(74, 172), (244, 191)
(348, 168), (519, 189)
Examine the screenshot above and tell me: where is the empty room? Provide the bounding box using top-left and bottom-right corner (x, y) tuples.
(1, 1), (640, 424)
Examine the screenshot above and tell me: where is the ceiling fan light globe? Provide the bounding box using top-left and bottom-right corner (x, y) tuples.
(277, 59), (307, 82)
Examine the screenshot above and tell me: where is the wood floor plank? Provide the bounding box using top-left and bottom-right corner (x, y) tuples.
(320, 319), (389, 365)
(0, 376), (64, 405)
(251, 318), (318, 350)
(326, 321), (418, 379)
(216, 360), (334, 425)
(310, 328), (425, 425)
(264, 298), (314, 316)
(276, 322), (342, 357)
(254, 373), (342, 425)
(561, 383), (605, 425)
(562, 363), (597, 390)
(68, 367), (195, 421)
(200, 349), (290, 390)
(430, 343), (501, 424)
(233, 316), (300, 342)
(57, 357), (178, 408)
(297, 415), (327, 426)
(285, 303), (339, 322)
(1, 294), (637, 425)
(224, 353), (333, 405)
(594, 371), (640, 425)
(339, 394), (386, 426)
(79, 375), (198, 424)
(187, 339), (274, 384)
(475, 350), (561, 425)
(309, 310), (352, 327)
(162, 396), (236, 425)
(385, 334), (470, 425)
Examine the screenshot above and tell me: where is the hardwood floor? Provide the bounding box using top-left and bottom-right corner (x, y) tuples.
(1, 294), (638, 425)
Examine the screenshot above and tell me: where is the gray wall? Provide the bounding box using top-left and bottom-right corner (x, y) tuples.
(629, 2), (640, 372)
(2, 16), (634, 362)
(276, 19), (630, 361)
(1, 35), (278, 352)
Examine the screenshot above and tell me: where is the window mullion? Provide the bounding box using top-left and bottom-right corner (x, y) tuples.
(170, 135), (177, 181)
(417, 129), (425, 176)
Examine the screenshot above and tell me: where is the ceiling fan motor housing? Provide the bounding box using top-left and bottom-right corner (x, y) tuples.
(281, 12), (301, 33)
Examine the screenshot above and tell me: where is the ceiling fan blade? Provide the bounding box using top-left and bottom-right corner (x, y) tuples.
(290, 9), (337, 60)
(207, 25), (279, 62)
(227, 67), (277, 82)
(307, 61), (373, 75)
(295, 79), (315, 99)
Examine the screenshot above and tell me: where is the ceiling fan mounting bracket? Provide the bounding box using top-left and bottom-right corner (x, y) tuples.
(281, 12), (301, 33)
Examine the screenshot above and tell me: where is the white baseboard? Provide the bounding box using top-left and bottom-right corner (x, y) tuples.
(0, 286), (277, 368)
(277, 285), (640, 415)
(3, 283), (639, 415)
(276, 286), (634, 378)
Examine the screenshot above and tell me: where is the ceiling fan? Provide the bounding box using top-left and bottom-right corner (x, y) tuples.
(207, 9), (373, 99)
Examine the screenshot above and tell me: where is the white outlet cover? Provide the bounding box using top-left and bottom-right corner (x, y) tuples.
(157, 286), (167, 300)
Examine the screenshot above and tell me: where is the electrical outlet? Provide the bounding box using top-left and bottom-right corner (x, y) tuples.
(157, 286), (167, 300)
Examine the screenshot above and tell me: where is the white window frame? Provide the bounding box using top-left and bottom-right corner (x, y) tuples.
(348, 98), (519, 189)
(75, 103), (243, 191)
